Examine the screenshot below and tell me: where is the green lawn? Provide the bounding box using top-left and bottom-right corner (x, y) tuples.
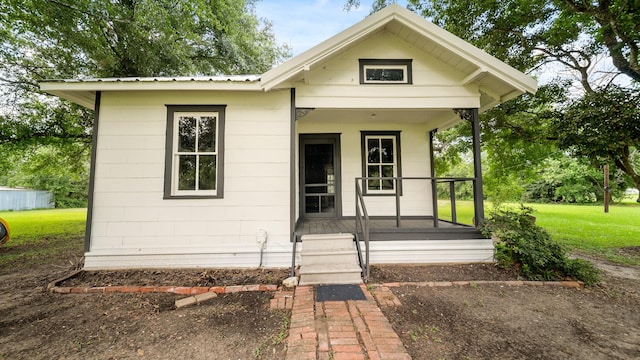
(0, 208), (86, 268)
(1, 205), (638, 267)
(440, 200), (640, 266)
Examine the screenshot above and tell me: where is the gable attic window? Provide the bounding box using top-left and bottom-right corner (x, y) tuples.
(359, 59), (412, 84)
(164, 105), (225, 199)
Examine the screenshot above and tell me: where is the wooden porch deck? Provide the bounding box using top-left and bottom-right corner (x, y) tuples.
(295, 218), (484, 240)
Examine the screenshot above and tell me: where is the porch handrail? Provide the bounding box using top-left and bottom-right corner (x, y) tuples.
(355, 180), (371, 281)
(355, 176), (478, 229)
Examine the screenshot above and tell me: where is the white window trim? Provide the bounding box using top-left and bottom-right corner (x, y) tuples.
(172, 112), (219, 196)
(164, 105), (225, 200)
(365, 135), (398, 194)
(362, 64), (408, 84)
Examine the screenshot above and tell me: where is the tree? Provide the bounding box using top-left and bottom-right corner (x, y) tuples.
(432, 84), (565, 202)
(409, 0), (639, 84)
(524, 156), (630, 203)
(0, 0), (290, 205)
(1, 0), (289, 135)
(556, 85), (640, 201)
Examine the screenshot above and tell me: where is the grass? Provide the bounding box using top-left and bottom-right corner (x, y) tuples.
(2, 203), (638, 267)
(0, 208), (86, 268)
(439, 199), (640, 266)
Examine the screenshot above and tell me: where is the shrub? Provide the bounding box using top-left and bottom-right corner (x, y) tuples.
(480, 205), (600, 285)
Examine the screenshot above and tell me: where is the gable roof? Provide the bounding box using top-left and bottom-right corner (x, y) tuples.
(261, 4), (536, 105)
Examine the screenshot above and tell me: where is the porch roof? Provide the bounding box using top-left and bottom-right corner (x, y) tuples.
(261, 4), (537, 110)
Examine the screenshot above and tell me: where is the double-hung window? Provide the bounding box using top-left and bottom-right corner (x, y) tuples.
(361, 131), (401, 194)
(164, 105), (225, 199)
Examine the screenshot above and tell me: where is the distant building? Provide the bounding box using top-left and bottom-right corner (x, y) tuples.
(0, 187), (54, 211)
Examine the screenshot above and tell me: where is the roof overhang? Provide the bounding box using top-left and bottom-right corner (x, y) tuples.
(39, 76), (262, 109)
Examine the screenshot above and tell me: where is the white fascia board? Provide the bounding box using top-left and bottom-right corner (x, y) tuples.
(40, 80), (262, 92)
(40, 80), (263, 109)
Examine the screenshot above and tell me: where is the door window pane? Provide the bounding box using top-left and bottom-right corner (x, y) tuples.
(321, 196), (335, 213)
(306, 185), (328, 194)
(304, 144), (334, 185)
(305, 196), (319, 213)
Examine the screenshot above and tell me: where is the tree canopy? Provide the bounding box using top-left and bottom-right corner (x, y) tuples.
(346, 0), (640, 201)
(0, 0), (290, 206)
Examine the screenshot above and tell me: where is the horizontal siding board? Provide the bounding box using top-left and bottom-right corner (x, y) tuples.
(82, 239), (493, 269)
(89, 90), (291, 260)
(98, 135), (165, 150)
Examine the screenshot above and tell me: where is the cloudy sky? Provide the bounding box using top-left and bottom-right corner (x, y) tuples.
(255, 0), (408, 56)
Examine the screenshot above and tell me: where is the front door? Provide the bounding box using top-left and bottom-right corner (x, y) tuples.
(300, 134), (341, 218)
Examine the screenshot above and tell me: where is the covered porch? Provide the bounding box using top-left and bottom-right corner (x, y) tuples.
(293, 107), (487, 243)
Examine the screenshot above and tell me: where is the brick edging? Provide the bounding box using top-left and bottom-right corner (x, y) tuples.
(376, 280), (584, 288)
(48, 284), (281, 294)
(47, 270), (281, 294)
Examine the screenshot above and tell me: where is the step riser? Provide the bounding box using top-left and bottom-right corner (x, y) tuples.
(302, 240), (354, 252)
(301, 253), (359, 265)
(299, 272), (363, 285)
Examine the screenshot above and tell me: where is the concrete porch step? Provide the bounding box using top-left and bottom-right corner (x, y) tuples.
(298, 264), (363, 286)
(301, 249), (359, 265)
(300, 233), (354, 251)
(299, 233), (363, 285)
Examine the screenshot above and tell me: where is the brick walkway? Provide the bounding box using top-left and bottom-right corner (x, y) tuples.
(285, 285), (411, 360)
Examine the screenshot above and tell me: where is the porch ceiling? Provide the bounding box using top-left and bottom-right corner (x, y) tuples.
(296, 108), (454, 129)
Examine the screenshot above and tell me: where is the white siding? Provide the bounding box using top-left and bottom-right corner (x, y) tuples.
(297, 29), (480, 110)
(297, 120), (433, 218)
(86, 90), (293, 269)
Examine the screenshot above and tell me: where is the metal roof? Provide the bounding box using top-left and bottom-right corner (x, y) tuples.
(45, 75), (260, 83)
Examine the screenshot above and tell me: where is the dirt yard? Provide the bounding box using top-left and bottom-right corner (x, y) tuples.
(372, 265), (640, 359)
(1, 238), (639, 359)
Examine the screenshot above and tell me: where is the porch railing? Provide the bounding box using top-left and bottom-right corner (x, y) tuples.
(355, 180), (371, 281)
(354, 176), (479, 281)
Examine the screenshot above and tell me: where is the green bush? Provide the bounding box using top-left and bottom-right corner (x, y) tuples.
(480, 205), (600, 285)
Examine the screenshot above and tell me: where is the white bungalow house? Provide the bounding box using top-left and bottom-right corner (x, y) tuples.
(41, 5), (536, 283)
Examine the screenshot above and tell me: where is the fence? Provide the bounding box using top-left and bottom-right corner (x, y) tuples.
(0, 188), (54, 211)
